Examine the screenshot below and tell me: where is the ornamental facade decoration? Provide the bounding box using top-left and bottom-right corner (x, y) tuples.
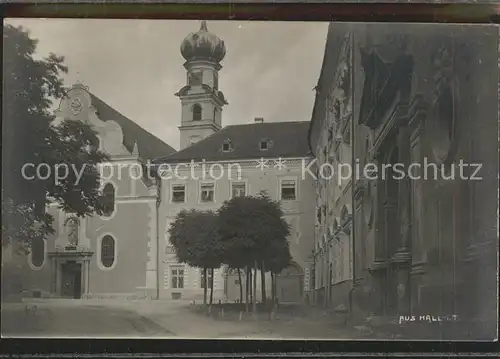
(427, 39), (457, 166)
(64, 217), (80, 246)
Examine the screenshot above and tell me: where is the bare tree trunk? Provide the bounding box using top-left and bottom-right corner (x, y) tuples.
(260, 261), (266, 305)
(245, 266), (249, 312)
(252, 260), (257, 313)
(237, 268), (243, 304)
(209, 268), (214, 306)
(273, 272), (278, 309)
(248, 267), (253, 306)
(271, 272), (276, 307)
(203, 267), (207, 306)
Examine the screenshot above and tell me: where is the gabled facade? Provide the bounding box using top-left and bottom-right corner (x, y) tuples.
(17, 83), (175, 300)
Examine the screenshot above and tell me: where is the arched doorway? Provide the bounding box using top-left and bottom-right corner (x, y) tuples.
(276, 262), (303, 303)
(224, 268), (246, 302)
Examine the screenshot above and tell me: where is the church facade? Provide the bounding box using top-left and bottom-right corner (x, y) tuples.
(10, 21), (316, 303)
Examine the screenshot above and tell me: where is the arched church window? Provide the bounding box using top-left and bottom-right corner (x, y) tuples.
(101, 183), (115, 217)
(192, 104), (202, 121)
(213, 107), (218, 122)
(101, 235), (116, 268)
(31, 237), (45, 268)
(222, 139), (232, 152)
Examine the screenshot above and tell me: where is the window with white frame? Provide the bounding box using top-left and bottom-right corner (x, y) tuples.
(231, 182), (246, 198)
(172, 184), (186, 203)
(280, 179), (297, 201)
(222, 139), (233, 152)
(171, 267), (184, 289)
(200, 183), (215, 202)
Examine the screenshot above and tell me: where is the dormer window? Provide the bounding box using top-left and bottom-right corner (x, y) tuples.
(260, 139), (271, 151)
(222, 139), (233, 152)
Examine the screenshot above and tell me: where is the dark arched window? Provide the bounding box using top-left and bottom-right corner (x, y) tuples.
(31, 237), (45, 268)
(101, 235), (116, 268)
(102, 183), (115, 217)
(341, 205), (349, 224)
(192, 104), (202, 121)
(213, 107), (217, 122)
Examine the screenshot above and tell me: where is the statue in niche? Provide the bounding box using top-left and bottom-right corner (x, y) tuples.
(65, 217), (80, 246)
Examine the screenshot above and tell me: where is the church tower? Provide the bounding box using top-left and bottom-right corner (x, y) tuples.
(176, 21), (228, 150)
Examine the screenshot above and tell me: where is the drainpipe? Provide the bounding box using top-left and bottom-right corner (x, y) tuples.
(156, 172), (162, 300)
(348, 27), (356, 316)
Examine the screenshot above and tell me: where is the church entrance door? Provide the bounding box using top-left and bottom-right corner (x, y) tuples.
(61, 261), (82, 299)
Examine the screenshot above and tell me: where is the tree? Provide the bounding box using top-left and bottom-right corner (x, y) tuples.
(2, 24), (108, 249)
(168, 209), (221, 307)
(217, 195), (291, 312)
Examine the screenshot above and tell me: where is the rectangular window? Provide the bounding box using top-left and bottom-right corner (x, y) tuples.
(213, 72), (218, 90)
(280, 180), (297, 201)
(200, 270), (214, 289)
(200, 183), (215, 203)
(172, 185), (186, 203)
(165, 245), (175, 255)
(171, 267), (184, 289)
(189, 71), (203, 86)
(231, 182), (246, 198)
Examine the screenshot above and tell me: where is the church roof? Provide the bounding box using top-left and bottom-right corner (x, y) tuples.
(154, 121), (311, 164)
(89, 93), (176, 160)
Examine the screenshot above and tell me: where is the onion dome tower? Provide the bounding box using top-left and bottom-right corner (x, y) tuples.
(176, 21), (228, 150)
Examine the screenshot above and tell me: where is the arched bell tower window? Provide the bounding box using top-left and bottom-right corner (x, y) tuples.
(101, 183), (115, 217)
(192, 104), (202, 121)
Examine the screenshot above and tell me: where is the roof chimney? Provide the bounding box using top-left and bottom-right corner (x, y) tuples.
(254, 117), (264, 124)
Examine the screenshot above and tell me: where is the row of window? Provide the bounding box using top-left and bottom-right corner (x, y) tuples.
(29, 235), (116, 270)
(222, 138), (272, 152)
(168, 267), (214, 289)
(170, 179), (297, 204)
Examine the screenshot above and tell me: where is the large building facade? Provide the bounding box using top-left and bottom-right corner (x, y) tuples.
(309, 23), (354, 310)
(310, 22), (498, 339)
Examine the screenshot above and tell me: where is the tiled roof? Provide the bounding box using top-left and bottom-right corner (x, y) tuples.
(89, 93), (176, 160)
(154, 121), (311, 164)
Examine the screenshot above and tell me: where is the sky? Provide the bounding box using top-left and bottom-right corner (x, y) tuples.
(5, 19), (328, 150)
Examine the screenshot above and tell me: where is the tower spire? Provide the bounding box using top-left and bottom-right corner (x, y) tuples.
(200, 20), (208, 32)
